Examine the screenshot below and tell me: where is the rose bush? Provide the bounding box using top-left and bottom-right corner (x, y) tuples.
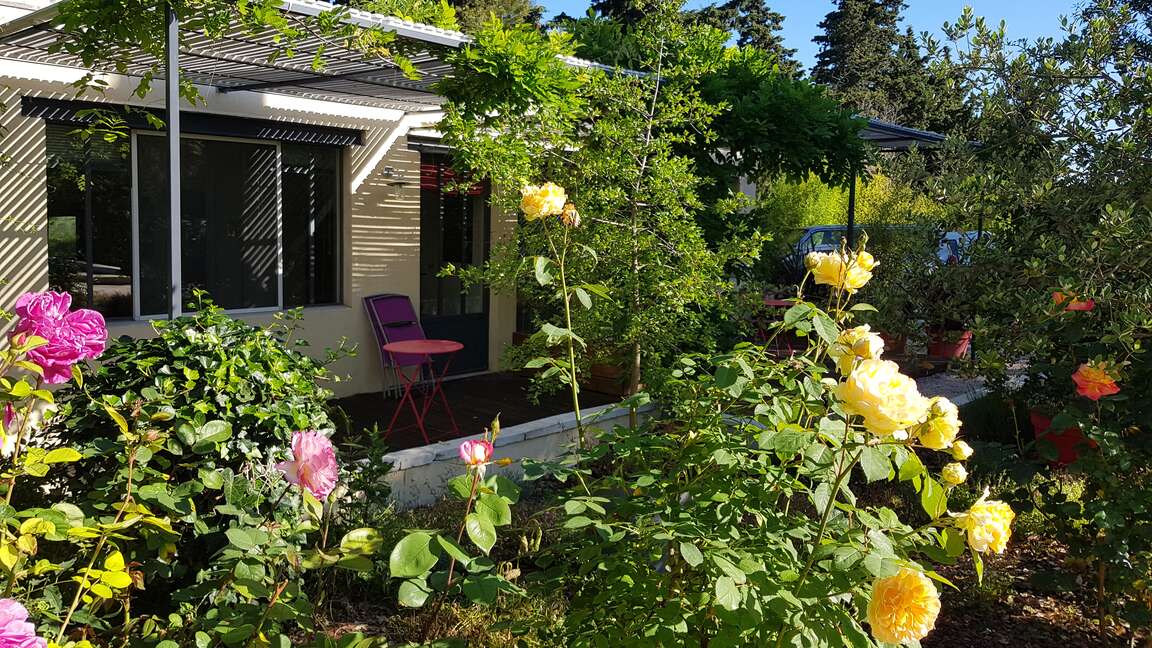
(0, 292), (384, 646)
(517, 245), (1013, 646)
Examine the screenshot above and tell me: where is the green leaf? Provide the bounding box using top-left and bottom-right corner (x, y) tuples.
(475, 492), (512, 527)
(43, 448), (82, 464)
(103, 405), (129, 435)
(858, 446), (890, 483)
(200, 468), (225, 490)
(972, 547), (984, 584)
(758, 426), (811, 458)
(389, 532), (438, 578)
(897, 449), (925, 481)
(225, 528), (256, 551)
(435, 535), (473, 564)
(461, 574), (500, 605)
(448, 475), (473, 501)
(783, 303), (811, 326)
(339, 528), (384, 555)
(398, 578), (432, 607)
(465, 513), (496, 554)
(488, 475), (521, 503)
(533, 256), (552, 286)
(811, 312), (839, 346)
(573, 286), (592, 310)
(679, 541), (703, 567)
(919, 476), (948, 518)
(714, 575), (741, 611)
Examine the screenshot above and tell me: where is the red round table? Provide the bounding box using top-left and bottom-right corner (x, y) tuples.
(382, 339), (463, 444)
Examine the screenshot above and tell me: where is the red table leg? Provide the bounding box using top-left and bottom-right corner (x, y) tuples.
(418, 350), (460, 436)
(384, 357), (431, 444)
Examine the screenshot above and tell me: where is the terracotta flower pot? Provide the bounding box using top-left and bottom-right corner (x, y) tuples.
(1029, 409), (1097, 466)
(926, 329), (972, 359)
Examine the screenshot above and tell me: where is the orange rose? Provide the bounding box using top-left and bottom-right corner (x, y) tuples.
(1053, 291), (1095, 312)
(1072, 362), (1120, 401)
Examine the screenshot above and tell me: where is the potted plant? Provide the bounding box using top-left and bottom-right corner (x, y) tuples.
(913, 260), (976, 360)
(858, 225), (939, 358)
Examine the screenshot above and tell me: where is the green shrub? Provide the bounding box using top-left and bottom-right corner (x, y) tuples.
(6, 294), (383, 646)
(53, 293), (342, 461)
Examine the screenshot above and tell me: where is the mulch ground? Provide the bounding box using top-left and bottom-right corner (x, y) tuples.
(924, 534), (1133, 648)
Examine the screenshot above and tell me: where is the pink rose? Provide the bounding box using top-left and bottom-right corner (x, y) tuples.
(0, 599), (45, 648)
(276, 431), (339, 499)
(10, 292), (106, 384)
(458, 439), (493, 467)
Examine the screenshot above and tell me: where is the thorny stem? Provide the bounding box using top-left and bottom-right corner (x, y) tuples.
(775, 420), (862, 648)
(544, 224), (585, 451)
(249, 579), (289, 647)
(5, 378), (43, 506)
(56, 446), (138, 644)
(421, 468), (482, 644)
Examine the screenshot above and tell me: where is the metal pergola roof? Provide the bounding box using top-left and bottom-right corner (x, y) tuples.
(860, 118), (948, 152)
(0, 0), (595, 113)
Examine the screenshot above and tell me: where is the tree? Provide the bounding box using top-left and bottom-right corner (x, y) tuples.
(447, 0), (543, 33)
(439, 10), (733, 398)
(811, 0), (906, 118)
(588, 0), (649, 26)
(693, 0), (800, 74)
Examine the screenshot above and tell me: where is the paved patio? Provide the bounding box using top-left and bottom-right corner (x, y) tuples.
(331, 372), (618, 451)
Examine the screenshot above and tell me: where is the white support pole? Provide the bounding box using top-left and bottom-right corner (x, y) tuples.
(166, 2), (182, 319)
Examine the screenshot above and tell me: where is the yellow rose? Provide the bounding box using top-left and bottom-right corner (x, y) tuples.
(914, 396), (962, 450)
(941, 462), (967, 486)
(836, 359), (930, 437)
(957, 490), (1015, 554)
(951, 440), (974, 460)
(804, 251), (874, 293)
(827, 324), (885, 375)
(805, 251), (877, 292)
(867, 567), (940, 645)
(520, 182), (568, 220)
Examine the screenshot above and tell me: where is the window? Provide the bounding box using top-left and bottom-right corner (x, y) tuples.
(47, 127), (342, 318)
(45, 125), (133, 318)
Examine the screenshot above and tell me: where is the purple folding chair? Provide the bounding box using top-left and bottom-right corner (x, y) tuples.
(363, 294), (429, 398)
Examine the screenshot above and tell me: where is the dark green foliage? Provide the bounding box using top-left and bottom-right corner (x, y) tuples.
(692, 0), (799, 74)
(696, 46), (866, 242)
(807, 0), (969, 134)
(29, 296), (382, 644)
(53, 294), (340, 460)
(811, 0), (907, 117)
(447, 0), (543, 32)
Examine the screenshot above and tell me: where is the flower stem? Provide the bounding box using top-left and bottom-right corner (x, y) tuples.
(56, 446), (137, 644)
(420, 469), (481, 644)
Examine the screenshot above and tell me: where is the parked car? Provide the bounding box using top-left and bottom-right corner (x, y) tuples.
(781, 225), (980, 276)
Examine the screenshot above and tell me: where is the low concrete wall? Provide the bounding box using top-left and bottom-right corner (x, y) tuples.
(380, 402), (647, 509)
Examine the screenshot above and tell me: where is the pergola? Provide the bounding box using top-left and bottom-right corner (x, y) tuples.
(0, 0), (610, 318)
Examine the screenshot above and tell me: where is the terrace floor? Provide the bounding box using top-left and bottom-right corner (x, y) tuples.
(331, 372), (619, 452)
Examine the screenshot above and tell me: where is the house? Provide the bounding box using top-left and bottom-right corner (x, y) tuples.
(0, 0), (530, 397)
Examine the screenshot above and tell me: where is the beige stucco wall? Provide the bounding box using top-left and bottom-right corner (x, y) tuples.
(0, 60), (516, 398)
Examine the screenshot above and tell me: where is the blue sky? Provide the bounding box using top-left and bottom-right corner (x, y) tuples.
(542, 1), (1080, 69)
